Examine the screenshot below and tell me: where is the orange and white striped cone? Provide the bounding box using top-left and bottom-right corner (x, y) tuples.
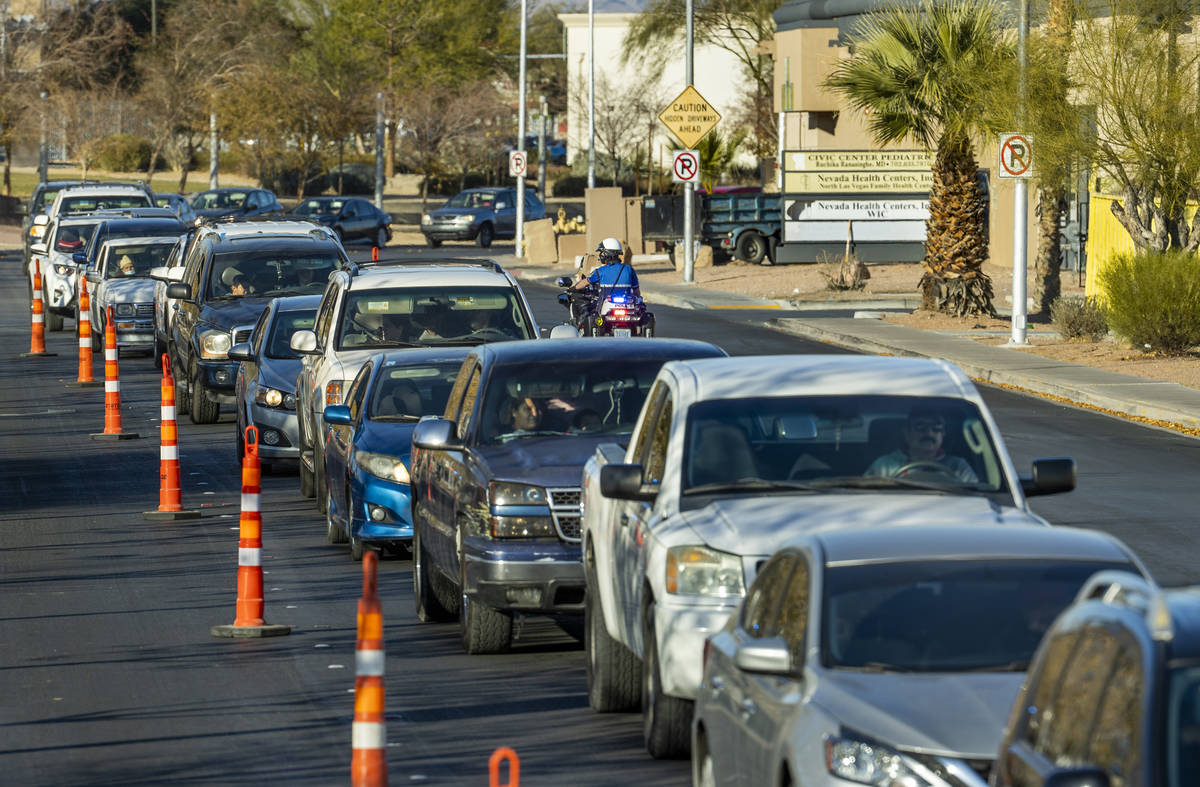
(144, 356), (201, 521)
(371, 246), (379, 262)
(90, 305), (139, 440)
(21, 259), (57, 358)
(66, 275), (100, 387)
(212, 426), (291, 638)
(352, 550), (387, 787)
(489, 747), (520, 787)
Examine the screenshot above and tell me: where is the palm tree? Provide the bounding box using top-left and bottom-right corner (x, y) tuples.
(824, 0), (1014, 316)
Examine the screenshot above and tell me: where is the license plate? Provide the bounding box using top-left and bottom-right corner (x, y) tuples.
(613, 328), (632, 337)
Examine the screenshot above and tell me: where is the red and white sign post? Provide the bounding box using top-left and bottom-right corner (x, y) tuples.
(999, 133), (1034, 345)
(671, 150), (700, 184)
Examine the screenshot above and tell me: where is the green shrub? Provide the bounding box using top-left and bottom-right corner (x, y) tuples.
(1098, 248), (1200, 354)
(93, 134), (153, 171)
(1050, 295), (1108, 341)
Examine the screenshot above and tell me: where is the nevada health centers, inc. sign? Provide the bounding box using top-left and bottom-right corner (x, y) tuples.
(782, 149), (933, 245)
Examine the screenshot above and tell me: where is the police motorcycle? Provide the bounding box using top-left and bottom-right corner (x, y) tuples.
(555, 241), (655, 337)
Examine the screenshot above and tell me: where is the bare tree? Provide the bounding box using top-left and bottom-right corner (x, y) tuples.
(573, 72), (644, 186)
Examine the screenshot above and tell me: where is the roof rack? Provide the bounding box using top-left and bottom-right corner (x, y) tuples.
(1076, 570), (1173, 641)
(348, 258), (505, 277)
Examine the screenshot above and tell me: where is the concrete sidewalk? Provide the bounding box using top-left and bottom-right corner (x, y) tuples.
(500, 253), (1200, 435)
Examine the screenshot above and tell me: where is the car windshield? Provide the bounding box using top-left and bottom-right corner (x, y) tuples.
(479, 359), (664, 444)
(192, 191), (247, 210)
(60, 194), (151, 213)
(104, 243), (174, 278)
(368, 361), (465, 421)
(294, 199), (342, 216)
(209, 251), (343, 299)
(823, 559), (1131, 673)
(1167, 666), (1200, 786)
(336, 286), (532, 350)
(54, 223), (97, 252)
(681, 395), (1009, 498)
(445, 191), (499, 209)
(266, 310), (318, 359)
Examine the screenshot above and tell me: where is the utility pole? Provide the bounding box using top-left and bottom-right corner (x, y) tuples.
(682, 0), (696, 283)
(538, 95), (548, 199)
(208, 113), (218, 189)
(374, 93), (384, 211)
(1009, 0), (1029, 345)
(587, 0), (595, 189)
(38, 90), (48, 186)
(515, 0), (527, 258)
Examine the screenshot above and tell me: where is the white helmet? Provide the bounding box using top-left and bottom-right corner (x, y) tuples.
(597, 237), (622, 263)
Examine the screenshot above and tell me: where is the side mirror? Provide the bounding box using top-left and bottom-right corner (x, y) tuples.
(732, 636), (794, 676)
(167, 265), (185, 282)
(30, 242), (47, 254)
(85, 271), (99, 284)
(600, 463), (657, 502)
(1041, 768), (1110, 787)
(1021, 457), (1076, 497)
(33, 214), (47, 226)
(72, 252), (87, 265)
(227, 342), (253, 362)
(495, 201), (508, 210)
(323, 404), (352, 426)
(412, 418), (461, 450)
(149, 266), (169, 282)
(166, 282), (192, 300)
(555, 276), (573, 287)
(289, 329), (318, 354)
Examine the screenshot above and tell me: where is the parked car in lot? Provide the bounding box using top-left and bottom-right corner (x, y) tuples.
(993, 570), (1200, 787)
(290, 196), (392, 248)
(408, 338), (726, 655)
(167, 220), (346, 424)
(291, 259), (539, 516)
(692, 524), (1148, 787)
(228, 295), (321, 472)
(26, 212), (103, 331)
(86, 236), (179, 352)
(190, 187), (284, 222)
(321, 347), (471, 560)
(580, 354), (1078, 758)
(420, 187), (545, 248)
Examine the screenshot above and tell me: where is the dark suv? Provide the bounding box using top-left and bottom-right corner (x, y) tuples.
(167, 220), (347, 423)
(408, 338), (725, 655)
(190, 188), (284, 222)
(994, 570), (1197, 787)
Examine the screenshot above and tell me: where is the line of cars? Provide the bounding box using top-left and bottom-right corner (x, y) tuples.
(98, 188), (1187, 785)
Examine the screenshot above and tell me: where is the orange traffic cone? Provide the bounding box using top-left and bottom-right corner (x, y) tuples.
(212, 426), (291, 638)
(21, 259), (57, 358)
(144, 356), (201, 521)
(371, 246), (379, 262)
(66, 275), (100, 387)
(489, 747), (520, 787)
(90, 305), (139, 440)
(351, 550), (387, 786)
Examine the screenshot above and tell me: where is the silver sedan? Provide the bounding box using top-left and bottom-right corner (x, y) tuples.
(691, 523), (1149, 787)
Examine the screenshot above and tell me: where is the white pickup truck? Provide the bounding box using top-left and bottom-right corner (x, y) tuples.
(579, 354), (1078, 758)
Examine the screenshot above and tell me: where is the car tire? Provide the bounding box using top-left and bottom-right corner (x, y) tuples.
(476, 223), (494, 249)
(315, 441), (329, 515)
(425, 236), (442, 249)
(413, 525), (455, 622)
(348, 489), (365, 560)
(46, 308), (63, 332)
(298, 415), (315, 499)
(325, 489), (347, 544)
(642, 601), (693, 759)
(642, 316), (655, 338)
(693, 732), (717, 787)
(375, 227), (388, 249)
(171, 347), (190, 416)
(153, 336), (164, 369)
(735, 231), (767, 265)
(236, 423), (245, 462)
(190, 364), (220, 424)
(586, 562), (642, 712)
(459, 569), (513, 654)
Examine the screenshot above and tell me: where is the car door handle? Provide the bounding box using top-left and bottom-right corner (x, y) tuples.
(740, 699), (757, 718)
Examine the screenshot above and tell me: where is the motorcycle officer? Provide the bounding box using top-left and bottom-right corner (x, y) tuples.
(570, 238), (640, 325)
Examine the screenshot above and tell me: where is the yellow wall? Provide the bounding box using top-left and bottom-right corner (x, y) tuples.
(1084, 195), (1135, 299)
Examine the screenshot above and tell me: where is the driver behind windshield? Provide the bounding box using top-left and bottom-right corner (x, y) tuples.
(864, 406), (978, 483)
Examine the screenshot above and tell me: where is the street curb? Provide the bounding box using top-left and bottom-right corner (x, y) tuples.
(767, 318), (1200, 433)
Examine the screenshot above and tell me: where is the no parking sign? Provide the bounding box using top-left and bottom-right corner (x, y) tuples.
(672, 150), (699, 183)
(508, 151), (527, 178)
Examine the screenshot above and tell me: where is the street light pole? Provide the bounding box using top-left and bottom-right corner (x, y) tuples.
(587, 0), (595, 189)
(374, 93), (384, 211)
(515, 0), (528, 258)
(538, 95), (548, 199)
(682, 0), (695, 283)
(38, 90), (48, 186)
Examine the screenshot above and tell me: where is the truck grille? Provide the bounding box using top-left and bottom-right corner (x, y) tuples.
(548, 488), (582, 542)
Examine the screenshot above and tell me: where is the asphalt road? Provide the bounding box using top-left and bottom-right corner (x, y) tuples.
(2, 242), (1198, 785)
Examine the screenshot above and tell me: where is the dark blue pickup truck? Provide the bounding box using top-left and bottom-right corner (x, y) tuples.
(641, 189), (781, 264)
(408, 337), (726, 654)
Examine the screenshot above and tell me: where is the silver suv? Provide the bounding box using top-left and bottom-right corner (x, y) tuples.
(290, 259), (539, 523)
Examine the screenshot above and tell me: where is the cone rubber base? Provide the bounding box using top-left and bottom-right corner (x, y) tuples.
(143, 509), (202, 521)
(211, 623), (292, 638)
(66, 380), (103, 388)
(20, 352), (58, 358)
(90, 432), (141, 440)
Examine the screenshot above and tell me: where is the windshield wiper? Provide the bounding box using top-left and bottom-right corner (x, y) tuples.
(371, 415), (420, 422)
(494, 429), (571, 443)
(683, 478), (823, 495)
(958, 660), (1030, 673)
(841, 476), (974, 493)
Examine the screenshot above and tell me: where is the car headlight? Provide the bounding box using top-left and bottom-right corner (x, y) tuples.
(825, 735), (929, 786)
(452, 214), (474, 225)
(53, 263), (73, 276)
(356, 450), (410, 483)
(421, 213), (431, 225)
(199, 328), (232, 359)
(115, 303), (135, 317)
(255, 386), (296, 409)
(490, 481), (547, 506)
(665, 545), (745, 597)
